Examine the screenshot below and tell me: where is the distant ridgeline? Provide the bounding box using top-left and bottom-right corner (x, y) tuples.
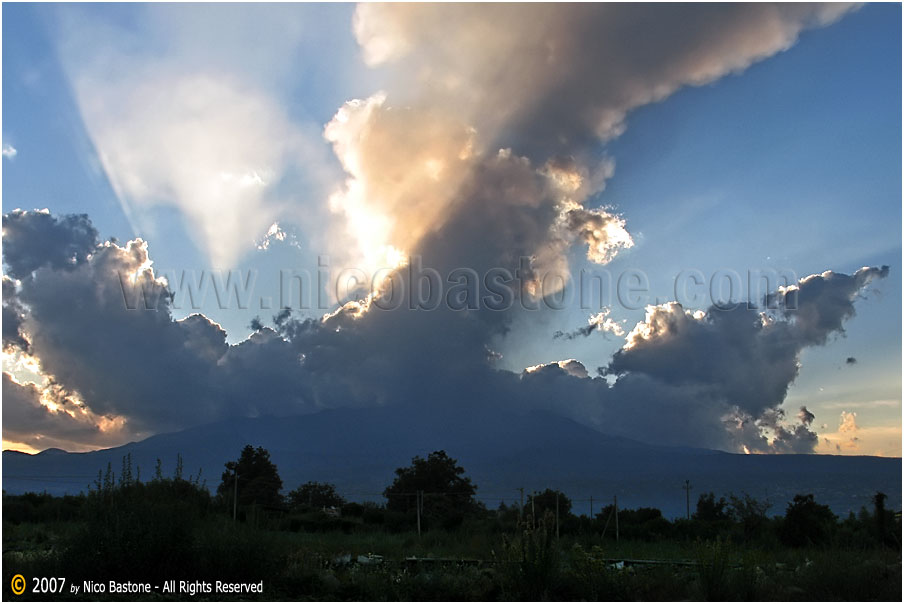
(3, 406), (901, 518)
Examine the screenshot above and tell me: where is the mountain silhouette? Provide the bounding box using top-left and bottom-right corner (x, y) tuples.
(4, 404), (900, 517)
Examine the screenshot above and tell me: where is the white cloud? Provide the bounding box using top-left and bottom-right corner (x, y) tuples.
(2, 144), (18, 159)
(839, 410), (859, 433)
(78, 72), (301, 267)
(52, 4), (342, 268)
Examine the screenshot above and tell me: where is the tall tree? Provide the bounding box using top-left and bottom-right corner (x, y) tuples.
(780, 493), (836, 547)
(217, 445), (284, 510)
(384, 450), (478, 528)
(694, 492), (730, 522)
(873, 491), (889, 546)
(528, 489), (572, 519)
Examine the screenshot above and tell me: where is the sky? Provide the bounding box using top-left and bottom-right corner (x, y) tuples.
(2, 3), (901, 457)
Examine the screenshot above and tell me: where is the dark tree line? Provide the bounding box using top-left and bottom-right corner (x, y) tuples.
(5, 446), (900, 602)
(5, 445), (900, 552)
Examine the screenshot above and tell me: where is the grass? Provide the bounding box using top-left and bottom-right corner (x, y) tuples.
(4, 519), (901, 601)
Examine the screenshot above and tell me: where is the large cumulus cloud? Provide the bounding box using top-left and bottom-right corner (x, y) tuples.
(1, 211), (318, 444)
(320, 2), (855, 305)
(2, 210), (890, 454)
(3, 5), (881, 454)
(354, 3), (852, 157)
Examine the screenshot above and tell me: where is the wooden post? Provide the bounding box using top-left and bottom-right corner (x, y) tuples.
(555, 492), (560, 539)
(233, 469), (238, 523)
(416, 490), (422, 537)
(684, 480), (692, 520)
(531, 492), (536, 529)
(614, 494), (619, 542)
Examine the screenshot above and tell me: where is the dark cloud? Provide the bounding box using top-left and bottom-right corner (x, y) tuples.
(768, 266), (889, 346)
(1, 211), (891, 454)
(553, 311), (623, 341)
(553, 324), (597, 341)
(1, 212), (323, 437)
(599, 267), (889, 452)
(798, 406), (816, 426)
(2, 210), (98, 279)
(846, 356), (857, 365)
(604, 267), (888, 442)
(1, 373), (130, 451)
(0, 3), (880, 455)
(3, 276), (29, 351)
(606, 303), (801, 417)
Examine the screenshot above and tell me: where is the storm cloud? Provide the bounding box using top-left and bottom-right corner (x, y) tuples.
(1, 210), (890, 453)
(3, 4), (882, 455)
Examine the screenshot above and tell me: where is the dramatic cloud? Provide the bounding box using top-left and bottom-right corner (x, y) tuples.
(2, 372), (133, 452)
(318, 2), (854, 299)
(768, 266), (890, 346)
(1, 211), (321, 440)
(4, 5), (881, 455)
(354, 3), (852, 156)
(54, 3), (855, 277)
(2, 210), (889, 454)
(599, 267), (888, 452)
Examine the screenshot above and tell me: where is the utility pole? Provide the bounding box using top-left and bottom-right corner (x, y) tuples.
(601, 504), (612, 539)
(531, 492), (536, 529)
(518, 487), (524, 521)
(416, 490), (422, 537)
(683, 480), (692, 520)
(233, 469), (238, 523)
(555, 492), (560, 539)
(590, 495), (594, 520)
(614, 494), (619, 542)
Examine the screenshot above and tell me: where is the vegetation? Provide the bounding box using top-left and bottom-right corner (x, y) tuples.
(383, 450), (479, 530)
(217, 445), (284, 512)
(288, 481), (346, 511)
(3, 445), (900, 601)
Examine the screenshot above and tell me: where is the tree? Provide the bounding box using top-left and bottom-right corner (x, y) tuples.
(217, 445), (284, 510)
(728, 492), (772, 542)
(780, 493), (836, 547)
(694, 492), (730, 523)
(383, 450), (478, 529)
(872, 491), (895, 547)
(527, 489), (572, 520)
(288, 481), (345, 510)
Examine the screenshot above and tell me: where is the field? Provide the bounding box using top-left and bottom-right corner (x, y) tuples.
(3, 487), (901, 601)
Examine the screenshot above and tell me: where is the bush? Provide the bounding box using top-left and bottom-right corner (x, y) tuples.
(341, 502), (365, 517)
(60, 477), (211, 582)
(695, 537), (733, 600)
(495, 512), (561, 599)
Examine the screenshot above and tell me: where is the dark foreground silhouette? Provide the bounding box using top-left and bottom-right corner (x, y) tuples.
(3, 447), (901, 601)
